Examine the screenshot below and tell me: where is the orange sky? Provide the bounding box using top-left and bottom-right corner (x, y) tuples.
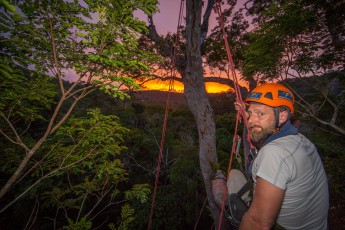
(140, 79), (236, 94)
(134, 1), (249, 94)
(139, 67), (248, 94)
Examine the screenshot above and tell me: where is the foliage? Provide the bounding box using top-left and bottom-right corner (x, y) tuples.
(1, 0), (160, 96)
(108, 204), (135, 230)
(129, 185), (202, 230)
(203, 1), (250, 77)
(242, 0), (335, 79)
(111, 102), (209, 229)
(239, 0), (345, 135)
(0, 1), (161, 229)
(125, 184), (151, 203)
(0, 57), (57, 124)
(0, 0), (159, 212)
(0, 0), (15, 12)
(63, 216), (92, 230)
(1, 108), (152, 229)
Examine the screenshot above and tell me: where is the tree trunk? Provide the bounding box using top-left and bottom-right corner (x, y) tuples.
(184, 1), (229, 229)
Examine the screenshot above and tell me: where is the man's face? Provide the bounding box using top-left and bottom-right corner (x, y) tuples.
(247, 103), (276, 143)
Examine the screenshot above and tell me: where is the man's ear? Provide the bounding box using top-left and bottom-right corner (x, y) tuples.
(278, 110), (289, 125)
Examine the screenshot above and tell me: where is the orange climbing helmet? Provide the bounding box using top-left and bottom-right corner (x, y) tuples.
(245, 83), (295, 114)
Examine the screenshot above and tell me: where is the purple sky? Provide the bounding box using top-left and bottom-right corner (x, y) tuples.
(135, 0), (219, 35)
(134, 0), (250, 35)
(134, 0), (250, 90)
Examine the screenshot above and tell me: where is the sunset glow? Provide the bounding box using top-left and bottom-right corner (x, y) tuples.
(140, 79), (234, 93)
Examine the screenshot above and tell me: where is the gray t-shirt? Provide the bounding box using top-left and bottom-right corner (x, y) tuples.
(252, 134), (329, 230)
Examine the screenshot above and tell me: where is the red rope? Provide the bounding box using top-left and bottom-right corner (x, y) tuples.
(214, 1), (253, 229)
(147, 1), (185, 229)
(193, 196), (208, 230)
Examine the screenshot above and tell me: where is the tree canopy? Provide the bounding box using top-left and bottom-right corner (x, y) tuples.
(0, 0), (159, 228)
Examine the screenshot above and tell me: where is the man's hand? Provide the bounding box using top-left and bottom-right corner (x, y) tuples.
(234, 101), (249, 119)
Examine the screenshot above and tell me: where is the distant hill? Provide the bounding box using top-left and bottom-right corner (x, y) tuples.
(130, 90), (188, 108)
(129, 90), (237, 114)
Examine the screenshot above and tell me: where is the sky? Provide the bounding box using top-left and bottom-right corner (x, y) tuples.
(61, 1), (246, 93)
(134, 0), (248, 93)
(135, 0), (219, 34)
(135, 0), (248, 34)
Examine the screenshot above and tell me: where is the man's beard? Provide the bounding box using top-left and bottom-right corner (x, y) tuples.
(249, 122), (276, 143)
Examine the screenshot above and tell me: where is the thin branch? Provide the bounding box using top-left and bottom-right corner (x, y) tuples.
(49, 16), (65, 95)
(59, 71), (87, 100)
(16, 140), (63, 185)
(0, 113), (30, 152)
(50, 92), (87, 134)
(7, 97), (23, 120)
(19, 113), (34, 137)
(87, 186), (113, 220)
(200, 0), (215, 45)
(59, 122), (100, 167)
(0, 144), (100, 213)
(295, 100), (345, 135)
(127, 153), (152, 173)
(1, 121), (120, 213)
(24, 195), (39, 230)
(65, 85), (94, 100)
(93, 216), (110, 230)
(77, 193), (88, 222)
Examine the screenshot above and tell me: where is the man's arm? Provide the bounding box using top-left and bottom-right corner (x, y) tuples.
(239, 177), (285, 230)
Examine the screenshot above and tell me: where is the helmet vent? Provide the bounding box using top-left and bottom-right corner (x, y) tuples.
(264, 92), (273, 100)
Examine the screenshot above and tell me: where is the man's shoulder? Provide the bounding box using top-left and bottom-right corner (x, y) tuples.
(262, 134), (297, 149)
(268, 133), (307, 146)
(259, 134), (302, 158)
(258, 141), (293, 162)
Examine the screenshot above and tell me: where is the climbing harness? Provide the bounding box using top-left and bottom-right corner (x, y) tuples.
(234, 135), (244, 172)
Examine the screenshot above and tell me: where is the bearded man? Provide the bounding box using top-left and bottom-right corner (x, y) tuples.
(232, 83), (329, 230)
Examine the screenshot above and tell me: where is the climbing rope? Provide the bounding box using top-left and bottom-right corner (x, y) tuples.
(193, 196), (208, 230)
(147, 1), (185, 229)
(214, 1), (253, 229)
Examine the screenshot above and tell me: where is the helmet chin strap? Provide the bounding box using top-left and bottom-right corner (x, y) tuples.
(273, 107), (288, 133)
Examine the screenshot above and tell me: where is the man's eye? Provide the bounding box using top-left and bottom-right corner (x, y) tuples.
(258, 112), (264, 116)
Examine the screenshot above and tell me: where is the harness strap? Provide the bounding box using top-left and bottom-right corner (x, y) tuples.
(236, 178), (253, 198)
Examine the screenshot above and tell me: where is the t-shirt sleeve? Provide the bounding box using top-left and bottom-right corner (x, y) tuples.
(254, 145), (293, 190)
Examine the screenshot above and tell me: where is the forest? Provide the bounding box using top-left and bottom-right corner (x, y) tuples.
(0, 0), (344, 229)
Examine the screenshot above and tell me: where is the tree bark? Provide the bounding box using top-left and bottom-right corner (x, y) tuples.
(146, 0), (231, 228)
(184, 0), (229, 229)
